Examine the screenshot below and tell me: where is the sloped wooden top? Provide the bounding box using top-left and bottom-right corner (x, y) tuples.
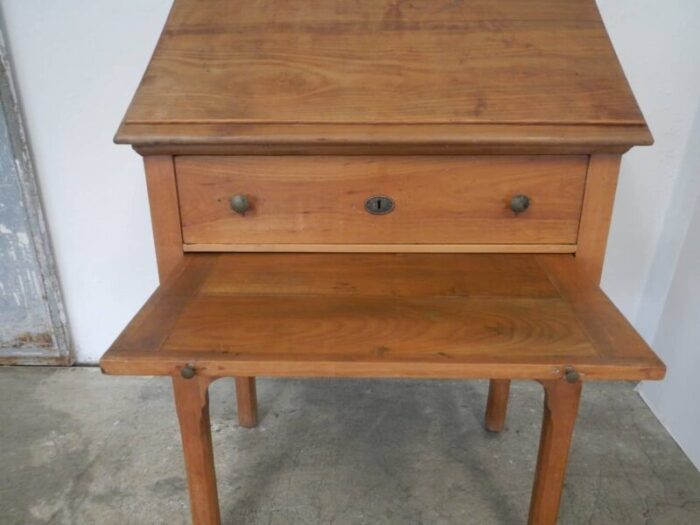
(100, 253), (665, 380)
(116, 0), (652, 154)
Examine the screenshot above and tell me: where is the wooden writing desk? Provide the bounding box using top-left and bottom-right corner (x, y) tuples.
(101, 1), (665, 523)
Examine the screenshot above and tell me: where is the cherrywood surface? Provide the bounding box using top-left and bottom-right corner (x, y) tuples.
(144, 156), (183, 281)
(172, 375), (221, 525)
(106, 2), (659, 524)
(100, 253), (665, 381)
(528, 379), (583, 525)
(115, 0), (651, 154)
(183, 243), (576, 254)
(176, 156), (587, 246)
(123, 124), (651, 157)
(144, 155), (256, 432)
(485, 379), (511, 432)
(234, 377), (258, 428)
(576, 154), (622, 283)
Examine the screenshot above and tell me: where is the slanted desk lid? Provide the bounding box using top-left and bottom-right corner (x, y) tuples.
(116, 0), (652, 154)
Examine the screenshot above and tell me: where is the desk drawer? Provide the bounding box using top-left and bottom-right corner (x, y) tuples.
(176, 156), (587, 249)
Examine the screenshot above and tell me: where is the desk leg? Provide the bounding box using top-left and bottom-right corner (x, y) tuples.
(173, 376), (221, 525)
(527, 379), (582, 525)
(485, 379), (510, 432)
(235, 377), (258, 428)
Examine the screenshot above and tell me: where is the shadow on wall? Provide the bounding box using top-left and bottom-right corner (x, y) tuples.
(635, 104), (700, 342)
(637, 104), (700, 470)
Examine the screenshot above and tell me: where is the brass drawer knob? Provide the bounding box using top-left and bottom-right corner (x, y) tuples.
(564, 366), (580, 383)
(510, 194), (530, 214)
(230, 194), (250, 215)
(180, 364), (196, 379)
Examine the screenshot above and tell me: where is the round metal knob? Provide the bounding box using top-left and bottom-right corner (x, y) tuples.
(564, 367), (580, 384)
(180, 365), (196, 379)
(510, 194), (530, 214)
(230, 194), (250, 215)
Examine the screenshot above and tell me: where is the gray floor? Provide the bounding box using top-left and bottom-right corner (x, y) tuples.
(1, 368), (699, 525)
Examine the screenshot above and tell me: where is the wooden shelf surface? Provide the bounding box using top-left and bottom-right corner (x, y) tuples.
(100, 253), (665, 381)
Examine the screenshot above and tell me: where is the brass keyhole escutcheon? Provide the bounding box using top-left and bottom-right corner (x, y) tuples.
(365, 196), (395, 215)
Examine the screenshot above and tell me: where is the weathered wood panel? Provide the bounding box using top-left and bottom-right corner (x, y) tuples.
(0, 29), (72, 364)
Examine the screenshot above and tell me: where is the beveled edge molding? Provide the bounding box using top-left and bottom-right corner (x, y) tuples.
(116, 122), (652, 156)
(183, 243), (577, 254)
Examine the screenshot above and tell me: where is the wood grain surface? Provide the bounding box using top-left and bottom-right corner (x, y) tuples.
(100, 253), (665, 381)
(485, 379), (511, 432)
(172, 375), (221, 525)
(528, 379), (583, 525)
(176, 156), (587, 246)
(183, 243), (577, 254)
(234, 377), (257, 428)
(115, 0), (651, 153)
(123, 123), (652, 156)
(143, 156), (183, 281)
(575, 154), (622, 283)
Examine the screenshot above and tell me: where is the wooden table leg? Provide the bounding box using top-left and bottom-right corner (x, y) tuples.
(485, 379), (511, 432)
(527, 378), (582, 525)
(173, 375), (221, 525)
(235, 376), (258, 428)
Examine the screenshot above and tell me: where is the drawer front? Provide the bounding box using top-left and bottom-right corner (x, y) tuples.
(176, 156), (587, 249)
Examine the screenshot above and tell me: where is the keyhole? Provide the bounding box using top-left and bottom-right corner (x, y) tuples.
(365, 195), (395, 215)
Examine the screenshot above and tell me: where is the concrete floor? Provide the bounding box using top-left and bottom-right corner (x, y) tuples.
(1, 368), (699, 525)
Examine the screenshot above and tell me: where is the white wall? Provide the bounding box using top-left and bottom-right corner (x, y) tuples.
(1, 0), (699, 465)
(0, 0), (172, 363)
(640, 192), (700, 468)
(597, 0), (700, 335)
(596, 0), (700, 469)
